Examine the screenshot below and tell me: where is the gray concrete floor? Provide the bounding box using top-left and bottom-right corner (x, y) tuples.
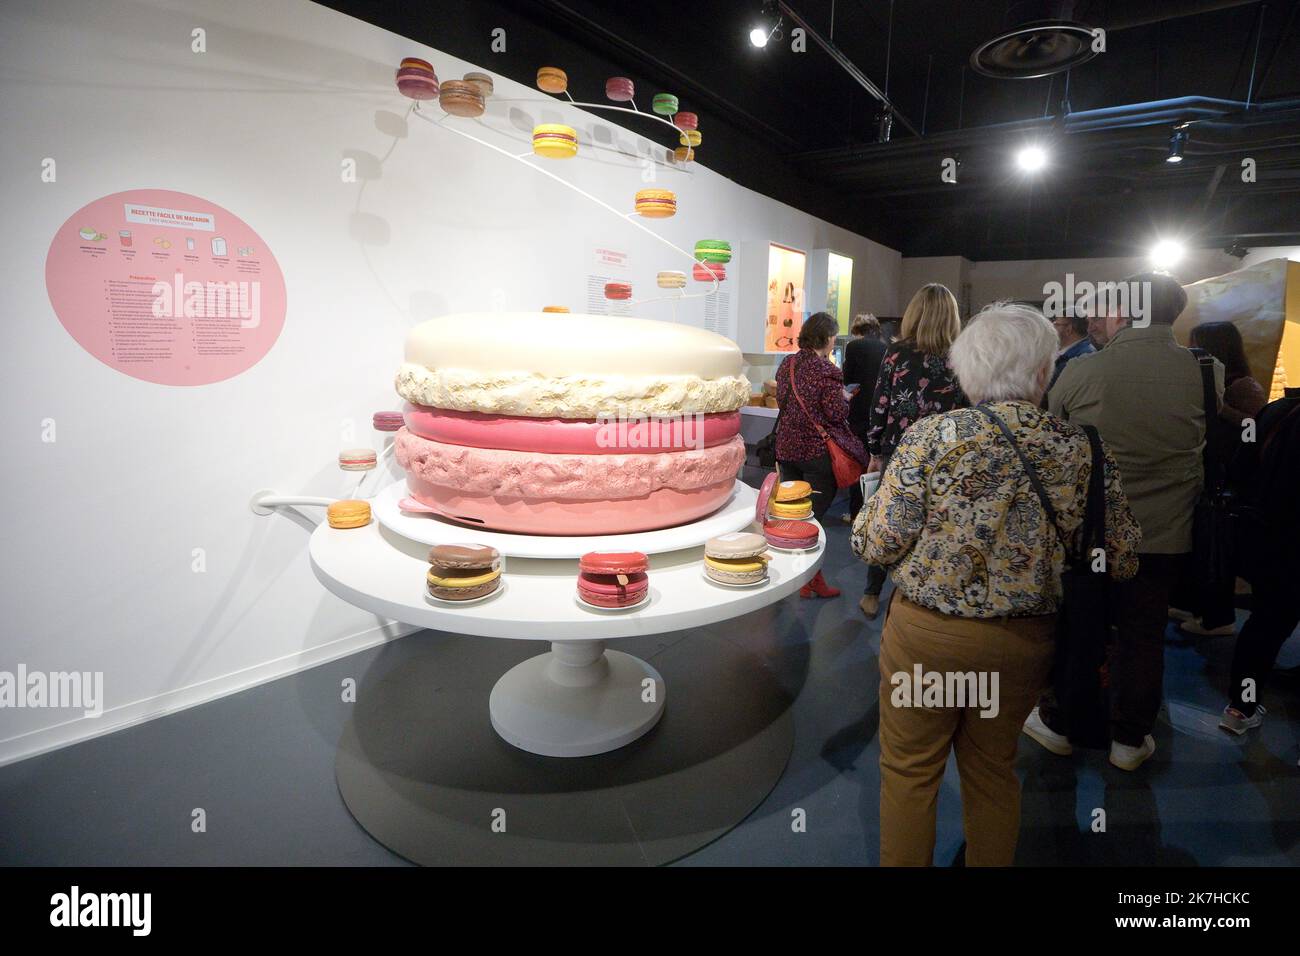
(2, 476), (1297, 866)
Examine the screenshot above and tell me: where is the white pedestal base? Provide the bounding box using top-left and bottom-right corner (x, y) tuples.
(489, 641), (666, 757)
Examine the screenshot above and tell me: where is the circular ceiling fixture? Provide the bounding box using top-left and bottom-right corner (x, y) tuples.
(970, 20), (1099, 79)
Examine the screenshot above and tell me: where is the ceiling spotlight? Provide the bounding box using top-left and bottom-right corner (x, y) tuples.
(1166, 127), (1188, 164)
(749, 1), (782, 48)
(1016, 144), (1048, 172)
(1150, 238), (1187, 270)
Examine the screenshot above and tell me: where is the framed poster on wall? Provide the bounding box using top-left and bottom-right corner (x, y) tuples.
(765, 243), (806, 352)
(808, 249), (855, 335)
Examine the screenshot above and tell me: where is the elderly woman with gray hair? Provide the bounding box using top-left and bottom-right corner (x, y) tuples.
(851, 303), (1142, 867)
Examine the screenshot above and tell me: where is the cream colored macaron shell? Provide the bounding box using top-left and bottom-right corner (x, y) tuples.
(396, 312), (750, 418)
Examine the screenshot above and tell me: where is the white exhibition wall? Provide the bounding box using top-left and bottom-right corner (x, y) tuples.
(0, 0), (901, 763)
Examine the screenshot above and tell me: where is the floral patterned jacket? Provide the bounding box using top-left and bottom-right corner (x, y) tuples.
(851, 401), (1142, 618)
(866, 341), (966, 459)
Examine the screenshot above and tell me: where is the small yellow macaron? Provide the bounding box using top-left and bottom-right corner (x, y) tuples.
(327, 499), (371, 529)
(770, 498), (813, 519)
(634, 188), (677, 218)
(679, 129), (702, 147)
(532, 124), (578, 159)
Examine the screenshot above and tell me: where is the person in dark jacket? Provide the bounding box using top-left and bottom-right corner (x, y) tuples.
(775, 311), (870, 599)
(1173, 321), (1269, 637)
(842, 313), (888, 521)
(1218, 386), (1300, 734)
(1049, 312), (1096, 391)
(860, 284), (966, 619)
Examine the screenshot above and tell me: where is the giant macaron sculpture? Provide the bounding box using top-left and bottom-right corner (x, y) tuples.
(393, 312), (750, 535)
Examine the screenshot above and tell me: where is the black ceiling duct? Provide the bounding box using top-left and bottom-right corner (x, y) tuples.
(971, 0), (1100, 79)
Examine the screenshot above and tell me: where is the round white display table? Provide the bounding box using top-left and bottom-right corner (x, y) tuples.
(309, 493), (824, 758)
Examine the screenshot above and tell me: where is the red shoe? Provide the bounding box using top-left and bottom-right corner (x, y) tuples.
(803, 571), (840, 598)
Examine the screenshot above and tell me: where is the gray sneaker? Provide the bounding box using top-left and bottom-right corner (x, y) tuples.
(1219, 705), (1266, 735)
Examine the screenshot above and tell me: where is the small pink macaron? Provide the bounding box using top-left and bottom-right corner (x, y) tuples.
(339, 448), (377, 471)
(606, 76), (635, 101)
(673, 111), (698, 131)
(373, 411), (404, 432)
(693, 262), (726, 281)
(604, 281), (633, 300)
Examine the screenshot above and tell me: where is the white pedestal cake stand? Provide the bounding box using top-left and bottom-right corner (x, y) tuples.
(308, 481), (824, 757)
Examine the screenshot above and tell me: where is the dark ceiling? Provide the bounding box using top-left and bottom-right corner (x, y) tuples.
(320, 0), (1300, 260)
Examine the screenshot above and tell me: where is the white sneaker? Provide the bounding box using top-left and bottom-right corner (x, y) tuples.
(1023, 706), (1073, 756)
(1167, 606), (1195, 622)
(1219, 705), (1266, 735)
(1109, 735), (1156, 771)
(1179, 618), (1236, 637)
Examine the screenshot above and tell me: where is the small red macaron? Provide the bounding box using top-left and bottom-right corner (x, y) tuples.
(763, 519), (820, 549)
(673, 111), (698, 131)
(606, 76), (635, 102)
(577, 551), (649, 608)
(693, 262), (725, 281)
(604, 281), (633, 300)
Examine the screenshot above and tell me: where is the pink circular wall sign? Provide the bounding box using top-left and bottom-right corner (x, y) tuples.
(45, 189), (287, 386)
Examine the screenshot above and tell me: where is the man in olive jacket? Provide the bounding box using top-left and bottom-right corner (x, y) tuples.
(1027, 272), (1224, 771)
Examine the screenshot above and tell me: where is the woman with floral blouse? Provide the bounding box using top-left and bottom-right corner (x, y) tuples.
(852, 304), (1141, 866)
(860, 283), (967, 618)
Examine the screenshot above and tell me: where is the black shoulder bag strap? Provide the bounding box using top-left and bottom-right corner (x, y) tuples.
(1079, 424), (1107, 559)
(972, 405), (1072, 557)
(1190, 348), (1221, 489)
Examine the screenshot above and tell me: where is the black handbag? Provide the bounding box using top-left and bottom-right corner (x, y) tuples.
(1190, 350), (1235, 588)
(975, 406), (1112, 749)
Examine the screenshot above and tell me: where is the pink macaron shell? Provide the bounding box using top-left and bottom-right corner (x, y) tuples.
(757, 472), (779, 525)
(673, 111), (699, 130)
(404, 474), (736, 535)
(395, 68), (439, 100)
(763, 523), (819, 549)
(693, 262), (726, 281)
(395, 429), (744, 501)
(578, 572), (649, 607)
(402, 405), (740, 454)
